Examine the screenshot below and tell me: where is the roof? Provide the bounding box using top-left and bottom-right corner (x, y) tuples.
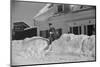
(33, 3), (57, 21)
(13, 22), (29, 29)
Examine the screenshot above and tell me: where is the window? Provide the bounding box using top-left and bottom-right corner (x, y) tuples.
(84, 24), (95, 36)
(69, 26), (82, 35)
(73, 26), (79, 35)
(87, 24), (95, 36)
(55, 4), (70, 15)
(57, 4), (64, 13)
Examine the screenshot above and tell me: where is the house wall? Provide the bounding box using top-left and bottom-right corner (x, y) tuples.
(37, 8), (96, 35)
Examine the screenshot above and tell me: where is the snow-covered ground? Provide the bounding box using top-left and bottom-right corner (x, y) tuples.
(11, 34), (95, 65)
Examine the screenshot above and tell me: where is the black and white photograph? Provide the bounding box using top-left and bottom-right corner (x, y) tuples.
(11, 0), (96, 66)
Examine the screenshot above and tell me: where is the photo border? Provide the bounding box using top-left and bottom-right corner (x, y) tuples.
(10, 0), (96, 66)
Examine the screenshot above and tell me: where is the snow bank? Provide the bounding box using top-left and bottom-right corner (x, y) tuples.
(12, 34), (95, 64)
(12, 37), (49, 59)
(81, 35), (95, 57)
(50, 34), (95, 57)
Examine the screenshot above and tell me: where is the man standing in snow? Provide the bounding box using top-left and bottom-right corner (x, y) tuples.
(48, 23), (57, 44)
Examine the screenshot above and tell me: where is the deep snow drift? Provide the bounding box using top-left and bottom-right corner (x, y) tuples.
(11, 34), (95, 65)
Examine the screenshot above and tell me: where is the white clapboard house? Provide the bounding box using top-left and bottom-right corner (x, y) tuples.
(33, 3), (96, 38)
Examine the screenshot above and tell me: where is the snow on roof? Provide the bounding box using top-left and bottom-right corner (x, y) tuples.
(33, 3), (55, 21)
